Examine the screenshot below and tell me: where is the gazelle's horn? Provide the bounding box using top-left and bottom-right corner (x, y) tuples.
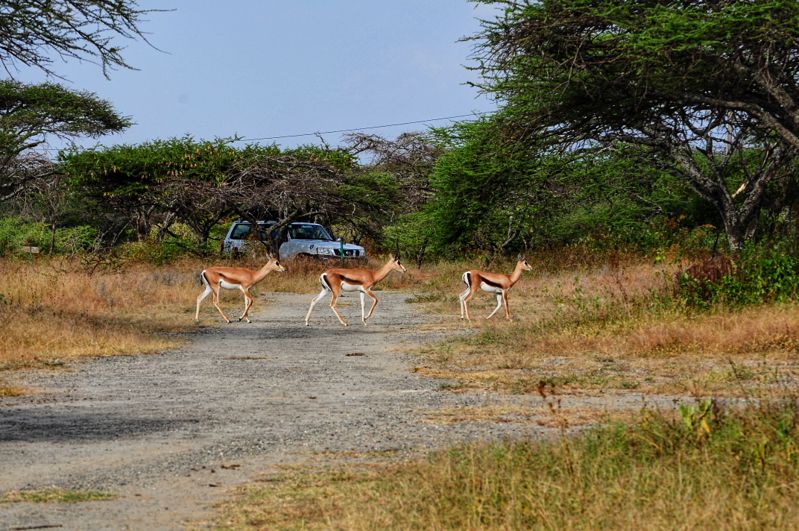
(395, 238), (401, 260)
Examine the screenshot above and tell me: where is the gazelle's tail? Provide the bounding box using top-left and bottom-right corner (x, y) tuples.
(462, 271), (472, 288)
(200, 270), (210, 287)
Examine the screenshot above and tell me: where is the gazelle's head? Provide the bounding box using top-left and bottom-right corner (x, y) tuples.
(389, 254), (407, 273)
(518, 255), (533, 272)
(267, 255), (287, 273)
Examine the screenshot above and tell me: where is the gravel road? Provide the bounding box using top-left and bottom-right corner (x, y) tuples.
(0, 291), (672, 530)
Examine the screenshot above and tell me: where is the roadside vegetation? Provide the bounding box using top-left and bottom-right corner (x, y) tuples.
(217, 399), (799, 530)
(0, 488), (115, 504)
(412, 249), (799, 399)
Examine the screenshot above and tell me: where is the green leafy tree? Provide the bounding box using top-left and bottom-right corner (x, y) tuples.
(472, 0), (799, 250)
(410, 119), (712, 256)
(62, 137), (239, 244)
(0, 80), (129, 201)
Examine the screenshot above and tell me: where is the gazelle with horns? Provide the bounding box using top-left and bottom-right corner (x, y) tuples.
(459, 256), (533, 321)
(305, 255), (407, 327)
(195, 254), (287, 323)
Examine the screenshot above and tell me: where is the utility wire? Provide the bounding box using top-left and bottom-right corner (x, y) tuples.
(30, 110), (495, 151)
(235, 111), (494, 142)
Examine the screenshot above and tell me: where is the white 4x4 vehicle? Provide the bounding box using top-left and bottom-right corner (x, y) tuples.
(221, 220), (366, 260)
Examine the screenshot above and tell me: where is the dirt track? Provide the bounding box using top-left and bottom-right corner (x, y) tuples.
(0, 291), (670, 530)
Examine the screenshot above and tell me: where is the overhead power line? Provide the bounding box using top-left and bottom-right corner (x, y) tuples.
(30, 110), (495, 152)
(236, 111), (494, 142)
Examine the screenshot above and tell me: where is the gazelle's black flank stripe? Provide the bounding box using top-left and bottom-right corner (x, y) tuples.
(479, 276), (504, 288)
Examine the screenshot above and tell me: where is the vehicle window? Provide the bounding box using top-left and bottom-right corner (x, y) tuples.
(230, 224), (251, 239)
(288, 224), (332, 240)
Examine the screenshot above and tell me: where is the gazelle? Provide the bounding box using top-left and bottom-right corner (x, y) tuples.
(459, 257), (533, 321)
(304, 255), (407, 327)
(195, 255), (287, 323)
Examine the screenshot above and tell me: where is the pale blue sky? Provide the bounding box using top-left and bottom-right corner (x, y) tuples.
(15, 1), (498, 152)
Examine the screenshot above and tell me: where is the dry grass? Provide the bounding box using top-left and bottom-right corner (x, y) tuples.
(0, 257), (199, 374)
(422, 403), (626, 428)
(216, 401), (799, 530)
(408, 257), (799, 397)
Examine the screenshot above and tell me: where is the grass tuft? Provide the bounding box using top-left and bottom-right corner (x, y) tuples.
(1, 488), (115, 503)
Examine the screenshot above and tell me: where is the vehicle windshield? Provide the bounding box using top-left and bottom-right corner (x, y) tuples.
(288, 223), (332, 241)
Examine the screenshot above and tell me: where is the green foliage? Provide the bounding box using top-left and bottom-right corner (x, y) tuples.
(0, 80), (129, 202)
(0, 81), (129, 146)
(116, 223), (220, 264)
(398, 119), (712, 257)
(0, 217), (96, 255)
(678, 242), (799, 307)
(471, 0), (799, 251)
(61, 136), (241, 194)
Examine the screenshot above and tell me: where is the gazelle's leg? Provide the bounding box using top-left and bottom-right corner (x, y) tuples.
(462, 282), (480, 321)
(195, 285), (212, 321)
(359, 291), (366, 324)
(503, 291), (512, 321)
(486, 291), (503, 319)
(304, 288), (329, 326)
(211, 285), (231, 323)
(238, 287), (253, 323)
(329, 290), (348, 327)
(458, 287), (471, 319)
(459, 272), (471, 320)
(363, 288), (379, 322)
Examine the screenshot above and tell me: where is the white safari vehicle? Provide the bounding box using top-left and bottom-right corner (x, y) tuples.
(221, 220), (366, 260)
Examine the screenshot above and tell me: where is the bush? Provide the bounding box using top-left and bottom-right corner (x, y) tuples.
(678, 242), (799, 307)
(0, 217), (97, 256)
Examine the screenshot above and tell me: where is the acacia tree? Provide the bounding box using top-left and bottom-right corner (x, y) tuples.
(0, 0), (153, 205)
(0, 80), (129, 201)
(227, 146), (370, 254)
(62, 138), (239, 244)
(346, 132), (442, 213)
(0, 0), (154, 78)
(472, 0), (799, 250)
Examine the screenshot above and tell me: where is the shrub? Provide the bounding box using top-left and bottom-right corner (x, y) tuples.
(678, 242), (799, 307)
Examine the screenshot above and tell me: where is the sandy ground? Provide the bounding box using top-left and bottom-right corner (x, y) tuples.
(0, 291), (678, 530)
